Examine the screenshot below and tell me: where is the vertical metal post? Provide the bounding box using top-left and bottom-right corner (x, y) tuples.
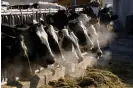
(72, 0), (76, 12)
(72, 0), (76, 6)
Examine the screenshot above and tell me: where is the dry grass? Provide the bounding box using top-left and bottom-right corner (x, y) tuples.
(41, 67), (127, 88)
(3, 62), (132, 88)
(100, 61), (133, 87)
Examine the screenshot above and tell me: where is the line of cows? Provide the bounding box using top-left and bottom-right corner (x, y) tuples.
(1, 2), (119, 82)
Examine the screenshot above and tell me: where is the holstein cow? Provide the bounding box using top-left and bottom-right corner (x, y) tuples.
(66, 0), (103, 57)
(39, 17), (66, 66)
(42, 24), (66, 64)
(1, 21), (56, 82)
(78, 13), (102, 56)
(46, 9), (102, 58)
(45, 10), (84, 63)
(98, 5), (119, 31)
(68, 15), (94, 49)
(68, 11), (102, 58)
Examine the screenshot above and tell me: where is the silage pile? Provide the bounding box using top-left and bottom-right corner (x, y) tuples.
(40, 67), (126, 88)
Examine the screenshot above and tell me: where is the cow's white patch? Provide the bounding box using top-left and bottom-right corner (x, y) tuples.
(36, 24), (54, 57)
(78, 14), (91, 25)
(90, 25), (98, 35)
(33, 19), (38, 24)
(47, 25), (59, 44)
(61, 29), (74, 46)
(61, 29), (83, 61)
(86, 24), (102, 54)
(91, 6), (99, 16)
(40, 17), (44, 21)
(78, 21), (94, 47)
(72, 44), (79, 59)
(70, 32), (84, 60)
(47, 25), (65, 61)
(62, 29), (70, 37)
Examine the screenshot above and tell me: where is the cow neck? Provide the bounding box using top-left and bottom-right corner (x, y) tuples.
(36, 24), (54, 57)
(62, 29), (70, 38)
(78, 21), (94, 47)
(70, 32), (84, 59)
(62, 29), (78, 50)
(47, 25), (59, 44)
(77, 13), (91, 26)
(47, 25), (65, 61)
(18, 34), (33, 74)
(60, 29), (73, 47)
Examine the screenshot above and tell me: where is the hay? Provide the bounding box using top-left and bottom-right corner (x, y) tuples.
(41, 67), (126, 88)
(79, 68), (125, 88)
(102, 62), (133, 87)
(48, 77), (79, 88)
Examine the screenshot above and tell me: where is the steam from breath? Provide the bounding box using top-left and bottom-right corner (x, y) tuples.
(55, 20), (116, 78)
(90, 24), (116, 48)
(1, 14), (116, 81)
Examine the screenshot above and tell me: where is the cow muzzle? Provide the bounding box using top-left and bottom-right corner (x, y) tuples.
(38, 56), (56, 68)
(46, 58), (55, 65)
(44, 54), (56, 65)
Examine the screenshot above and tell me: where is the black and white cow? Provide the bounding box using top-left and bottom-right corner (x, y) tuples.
(1, 21), (57, 81)
(68, 13), (103, 57)
(45, 10), (84, 63)
(98, 5), (119, 29)
(45, 8), (103, 58)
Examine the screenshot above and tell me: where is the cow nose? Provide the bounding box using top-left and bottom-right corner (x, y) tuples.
(46, 58), (55, 65)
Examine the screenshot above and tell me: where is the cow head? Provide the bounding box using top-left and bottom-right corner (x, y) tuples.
(32, 20), (55, 66)
(99, 7), (119, 25)
(89, 0), (100, 16)
(51, 10), (69, 30)
(14, 21), (55, 68)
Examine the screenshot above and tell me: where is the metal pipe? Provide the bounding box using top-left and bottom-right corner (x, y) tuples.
(72, 0), (76, 12)
(68, 3), (90, 9)
(72, 0), (76, 6)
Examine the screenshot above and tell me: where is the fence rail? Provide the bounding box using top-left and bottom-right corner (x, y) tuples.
(1, 8), (83, 15)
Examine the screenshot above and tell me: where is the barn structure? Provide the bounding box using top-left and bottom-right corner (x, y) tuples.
(113, 0), (133, 34)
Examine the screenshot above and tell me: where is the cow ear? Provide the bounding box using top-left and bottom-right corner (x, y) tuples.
(111, 15), (119, 21)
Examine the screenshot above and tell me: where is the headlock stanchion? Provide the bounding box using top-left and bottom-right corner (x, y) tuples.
(2, 1), (97, 25)
(1, 8), (84, 25)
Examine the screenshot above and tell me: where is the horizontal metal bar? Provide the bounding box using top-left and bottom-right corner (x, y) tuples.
(1, 9), (59, 15)
(1, 11), (57, 15)
(1, 8), (83, 16)
(68, 4), (90, 9)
